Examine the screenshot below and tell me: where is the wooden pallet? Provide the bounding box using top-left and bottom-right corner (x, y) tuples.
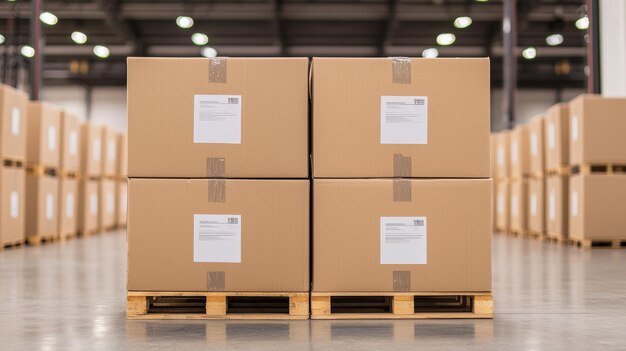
(571, 163), (626, 175)
(311, 292), (493, 320)
(508, 228), (527, 237)
(59, 231), (78, 241)
(494, 227), (509, 234)
(59, 169), (79, 178)
(102, 225), (118, 232)
(78, 228), (100, 237)
(26, 234), (59, 246)
(2, 158), (24, 168)
(569, 237), (626, 249)
(529, 172), (544, 180)
(546, 165), (569, 176)
(127, 292), (309, 320)
(26, 164), (57, 177)
(545, 232), (566, 244)
(1, 239), (25, 251)
(526, 230), (544, 239)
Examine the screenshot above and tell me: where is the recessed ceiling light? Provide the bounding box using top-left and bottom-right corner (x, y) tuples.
(422, 48), (439, 58)
(93, 45), (110, 58)
(71, 31), (88, 45)
(176, 16), (194, 29)
(575, 16), (589, 30)
(436, 33), (456, 46)
(191, 33), (209, 46)
(522, 47), (537, 60)
(454, 16), (472, 29)
(546, 33), (564, 46)
(20, 45), (35, 58)
(201, 47), (218, 58)
(0, 34), (5, 45)
(40, 12), (58, 25)
(475, 0), (488, 2)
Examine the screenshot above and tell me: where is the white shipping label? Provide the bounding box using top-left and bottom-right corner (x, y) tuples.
(10, 191), (19, 218)
(93, 138), (101, 162)
(380, 217), (427, 265)
(69, 130), (78, 156)
(11, 107), (20, 136)
(46, 193), (54, 220)
(48, 126), (57, 151)
(497, 193), (504, 214)
(497, 146), (504, 166)
(530, 193), (537, 216)
(548, 122), (556, 149)
(549, 189), (556, 221)
(511, 140), (519, 163)
(193, 95), (242, 144)
(571, 115), (579, 141)
(90, 193), (98, 216)
(511, 193), (518, 217)
(571, 191), (579, 217)
(531, 132), (538, 156)
(107, 139), (116, 162)
(107, 192), (114, 214)
(66, 193), (74, 219)
(380, 96), (428, 144)
(194, 214), (241, 263)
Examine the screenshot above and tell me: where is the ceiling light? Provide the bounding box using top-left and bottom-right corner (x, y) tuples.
(575, 16), (589, 30)
(522, 47), (537, 60)
(201, 47), (218, 58)
(422, 48), (439, 58)
(93, 45), (110, 58)
(436, 33), (456, 46)
(71, 31), (87, 45)
(191, 33), (209, 46)
(546, 33), (564, 46)
(39, 12), (58, 25)
(475, 0), (488, 2)
(0, 34), (5, 45)
(20, 45), (35, 58)
(176, 16), (194, 29)
(454, 16), (472, 29)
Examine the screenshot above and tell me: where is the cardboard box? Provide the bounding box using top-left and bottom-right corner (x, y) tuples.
(102, 127), (119, 178)
(99, 178), (117, 230)
(313, 178), (491, 292)
(80, 124), (103, 177)
(116, 180), (127, 227)
(546, 175), (568, 238)
(127, 57), (309, 178)
(0, 84), (28, 161)
(494, 131), (510, 179)
(25, 174), (59, 239)
(117, 134), (127, 178)
(127, 179), (309, 292)
(569, 95), (626, 165)
(527, 177), (545, 234)
(59, 111), (81, 174)
(78, 179), (99, 234)
(509, 125), (530, 178)
(0, 166), (25, 246)
(58, 177), (78, 237)
(528, 115), (545, 175)
(312, 57), (490, 178)
(544, 103), (569, 171)
(509, 179), (528, 232)
(26, 102), (61, 169)
(495, 180), (510, 232)
(569, 175), (626, 240)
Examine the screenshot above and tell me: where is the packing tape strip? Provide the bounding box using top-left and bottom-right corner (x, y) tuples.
(393, 153), (412, 202)
(393, 271), (411, 292)
(393, 179), (412, 202)
(208, 57), (227, 83)
(207, 271), (225, 291)
(208, 179), (226, 203)
(391, 57), (411, 84)
(207, 157), (226, 177)
(393, 153), (412, 177)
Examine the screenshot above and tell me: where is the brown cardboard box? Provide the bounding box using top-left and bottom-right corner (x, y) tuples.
(544, 103), (569, 171)
(510, 125), (530, 178)
(99, 178), (117, 230)
(127, 57), (309, 178)
(528, 115), (545, 175)
(527, 177), (545, 234)
(102, 127), (119, 178)
(59, 111), (81, 174)
(127, 179), (309, 292)
(26, 102), (61, 169)
(117, 134), (127, 178)
(313, 178), (491, 292)
(494, 131), (510, 179)
(25, 174), (59, 239)
(569, 175), (626, 241)
(569, 95), (626, 166)
(0, 166), (25, 246)
(78, 179), (99, 235)
(312, 58), (490, 178)
(509, 179), (528, 233)
(495, 180), (510, 232)
(0, 84), (28, 161)
(80, 124), (103, 177)
(58, 177), (78, 237)
(116, 180), (127, 227)
(546, 175), (568, 239)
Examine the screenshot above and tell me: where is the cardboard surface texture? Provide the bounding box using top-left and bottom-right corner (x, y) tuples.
(528, 115), (545, 175)
(0, 85), (28, 161)
(0, 167), (25, 245)
(546, 175), (568, 238)
(26, 102), (61, 168)
(496, 180), (510, 232)
(509, 125), (530, 178)
(312, 57), (490, 178)
(78, 179), (99, 234)
(509, 179), (528, 232)
(58, 177), (78, 235)
(127, 179), (309, 292)
(102, 127), (119, 178)
(117, 134), (127, 178)
(80, 124), (103, 177)
(527, 177), (545, 234)
(544, 103), (569, 171)
(25, 174), (59, 238)
(116, 180), (127, 226)
(59, 111), (81, 173)
(494, 131), (510, 179)
(99, 179), (117, 229)
(127, 57), (309, 178)
(313, 178), (491, 292)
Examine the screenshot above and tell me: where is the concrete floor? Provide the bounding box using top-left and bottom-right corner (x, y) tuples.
(1, 231), (625, 350)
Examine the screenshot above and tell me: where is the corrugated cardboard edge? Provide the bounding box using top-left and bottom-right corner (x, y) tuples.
(207, 271), (225, 291)
(391, 57), (411, 84)
(208, 57), (227, 83)
(393, 271), (411, 292)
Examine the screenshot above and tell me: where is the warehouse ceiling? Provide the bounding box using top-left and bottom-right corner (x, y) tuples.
(0, 0), (588, 88)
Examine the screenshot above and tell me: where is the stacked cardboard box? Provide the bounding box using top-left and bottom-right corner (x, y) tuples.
(58, 111), (81, 240)
(0, 84), (28, 248)
(99, 126), (119, 231)
(78, 124), (102, 236)
(25, 102), (61, 244)
(126, 58), (310, 319)
(493, 131), (511, 233)
(527, 115), (546, 238)
(115, 133), (127, 228)
(509, 125), (530, 235)
(310, 58), (492, 318)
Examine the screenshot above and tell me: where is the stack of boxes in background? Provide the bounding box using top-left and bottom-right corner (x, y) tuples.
(494, 131), (510, 233)
(99, 127), (119, 232)
(58, 111), (81, 240)
(115, 134), (128, 228)
(78, 124), (102, 236)
(527, 115), (546, 238)
(0, 85), (27, 249)
(508, 124), (530, 236)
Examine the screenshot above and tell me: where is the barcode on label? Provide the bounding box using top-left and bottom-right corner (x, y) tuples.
(228, 217), (239, 224)
(414, 219), (425, 226)
(414, 98), (425, 105)
(228, 97), (239, 104)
